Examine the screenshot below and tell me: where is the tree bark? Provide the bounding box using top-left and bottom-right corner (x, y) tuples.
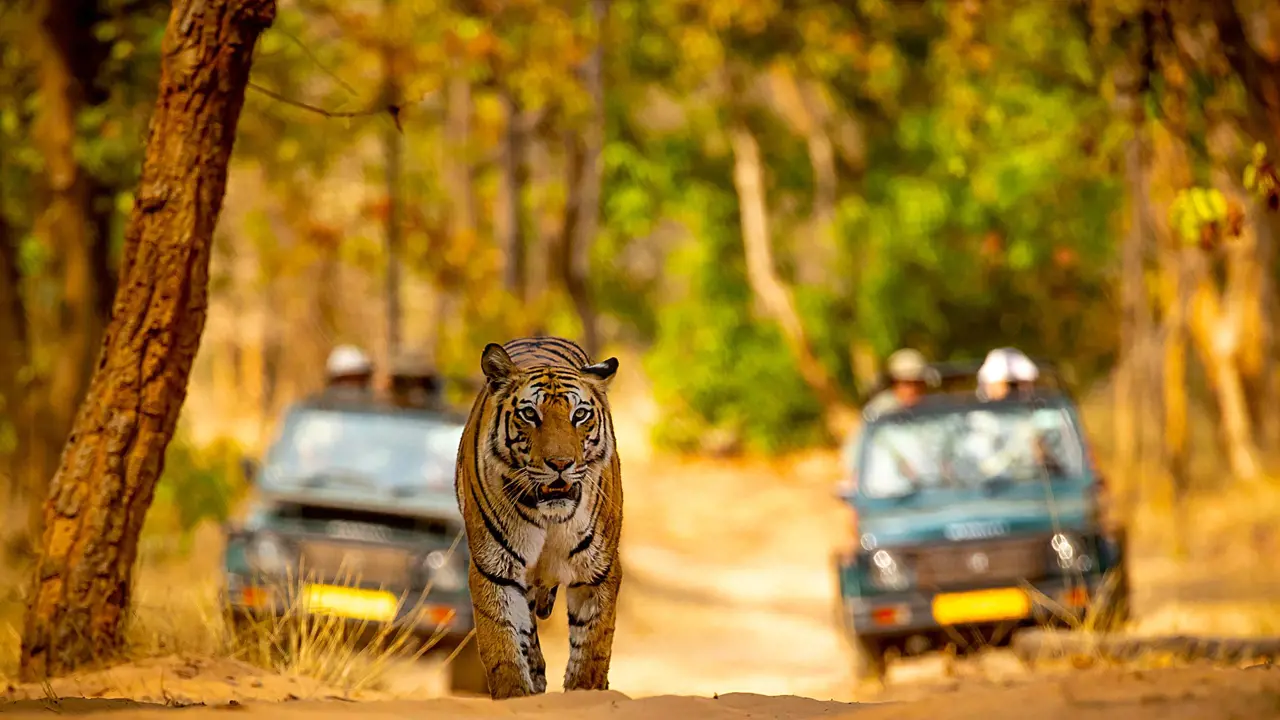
(727, 106), (856, 437)
(558, 0), (608, 358)
(19, 0), (276, 680)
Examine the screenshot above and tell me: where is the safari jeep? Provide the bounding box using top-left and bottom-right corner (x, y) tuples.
(834, 362), (1129, 684)
(221, 394), (486, 694)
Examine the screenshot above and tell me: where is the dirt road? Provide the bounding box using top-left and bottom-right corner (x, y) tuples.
(6, 666), (1280, 720)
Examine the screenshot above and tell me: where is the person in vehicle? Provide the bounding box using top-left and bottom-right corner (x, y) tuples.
(321, 345), (375, 402)
(864, 348), (930, 415)
(968, 348), (1064, 479)
(389, 349), (442, 409)
(839, 348), (933, 497)
(977, 347), (1035, 401)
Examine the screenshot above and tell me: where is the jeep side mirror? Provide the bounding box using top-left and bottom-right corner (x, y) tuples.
(239, 455), (260, 484)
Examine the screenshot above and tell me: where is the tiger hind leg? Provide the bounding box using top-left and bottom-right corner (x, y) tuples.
(524, 591), (548, 693)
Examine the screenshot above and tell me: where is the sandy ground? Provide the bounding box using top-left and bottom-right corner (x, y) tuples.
(4, 666), (1280, 719)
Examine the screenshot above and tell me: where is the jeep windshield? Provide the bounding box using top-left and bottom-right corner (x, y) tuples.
(258, 406), (462, 500)
(858, 400), (1085, 500)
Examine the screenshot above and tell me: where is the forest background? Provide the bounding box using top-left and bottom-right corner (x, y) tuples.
(1, 0), (1280, 566)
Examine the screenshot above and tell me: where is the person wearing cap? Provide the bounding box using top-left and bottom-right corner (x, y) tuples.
(320, 344), (375, 402)
(838, 348), (932, 498)
(864, 348), (930, 416)
(389, 349), (442, 409)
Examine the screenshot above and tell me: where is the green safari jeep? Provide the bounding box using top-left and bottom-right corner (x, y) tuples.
(221, 393), (487, 694)
(834, 362), (1130, 684)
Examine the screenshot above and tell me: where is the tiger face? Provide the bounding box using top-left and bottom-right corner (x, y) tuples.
(481, 343), (618, 522)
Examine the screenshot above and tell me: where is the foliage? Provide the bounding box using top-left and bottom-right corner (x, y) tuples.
(5, 0), (1280, 460)
(142, 435), (249, 557)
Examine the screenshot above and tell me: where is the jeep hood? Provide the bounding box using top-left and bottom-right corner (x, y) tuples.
(257, 484), (462, 523)
(856, 482), (1093, 547)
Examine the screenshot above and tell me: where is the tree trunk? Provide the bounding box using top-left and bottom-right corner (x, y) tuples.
(525, 136), (556, 328)
(497, 88), (526, 299)
(1160, 248), (1190, 507)
(727, 109), (856, 437)
(381, 0), (402, 384)
(1115, 136), (1144, 487)
(0, 201), (26, 503)
(19, 0), (276, 680)
(558, 0), (608, 358)
(21, 0), (115, 545)
(439, 61), (473, 363)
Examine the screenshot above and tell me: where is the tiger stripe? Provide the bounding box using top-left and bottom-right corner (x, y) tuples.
(454, 335), (623, 699)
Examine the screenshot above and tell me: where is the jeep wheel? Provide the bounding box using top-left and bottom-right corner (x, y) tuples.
(851, 634), (887, 686)
(446, 638), (490, 696)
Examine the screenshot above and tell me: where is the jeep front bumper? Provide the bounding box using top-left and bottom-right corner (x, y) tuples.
(841, 573), (1106, 638)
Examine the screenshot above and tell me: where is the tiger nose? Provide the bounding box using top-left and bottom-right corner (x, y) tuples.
(544, 457), (574, 473)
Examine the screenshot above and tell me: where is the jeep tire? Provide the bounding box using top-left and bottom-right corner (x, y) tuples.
(851, 633), (887, 686)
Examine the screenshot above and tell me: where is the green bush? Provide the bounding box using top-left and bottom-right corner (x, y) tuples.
(645, 182), (826, 455)
(142, 434), (248, 558)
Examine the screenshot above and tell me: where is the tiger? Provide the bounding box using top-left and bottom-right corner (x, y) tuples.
(453, 335), (623, 699)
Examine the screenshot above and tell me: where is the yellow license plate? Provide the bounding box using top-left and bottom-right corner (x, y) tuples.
(303, 585), (399, 622)
(932, 587), (1031, 625)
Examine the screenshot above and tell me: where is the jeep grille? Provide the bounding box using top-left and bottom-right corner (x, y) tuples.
(298, 540), (413, 589)
(909, 537), (1047, 590)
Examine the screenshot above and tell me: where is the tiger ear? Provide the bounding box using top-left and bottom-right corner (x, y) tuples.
(580, 357), (619, 387)
(481, 343), (518, 386)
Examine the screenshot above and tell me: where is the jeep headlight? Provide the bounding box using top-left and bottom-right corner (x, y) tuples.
(421, 549), (465, 592)
(246, 533), (296, 576)
(1050, 532), (1093, 572)
(868, 549), (914, 591)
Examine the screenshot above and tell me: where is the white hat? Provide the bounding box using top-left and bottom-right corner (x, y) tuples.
(326, 344), (373, 378)
(1009, 352), (1039, 382)
(978, 347), (1037, 384)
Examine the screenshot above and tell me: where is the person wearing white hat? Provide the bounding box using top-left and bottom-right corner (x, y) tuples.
(321, 344), (375, 402)
(977, 347), (1038, 401)
(964, 347), (1062, 481)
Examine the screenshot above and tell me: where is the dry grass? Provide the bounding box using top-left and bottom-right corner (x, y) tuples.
(0, 522), (471, 701)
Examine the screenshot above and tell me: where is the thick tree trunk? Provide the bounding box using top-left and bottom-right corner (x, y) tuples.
(727, 113), (856, 437)
(558, 0), (608, 357)
(19, 0), (275, 680)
